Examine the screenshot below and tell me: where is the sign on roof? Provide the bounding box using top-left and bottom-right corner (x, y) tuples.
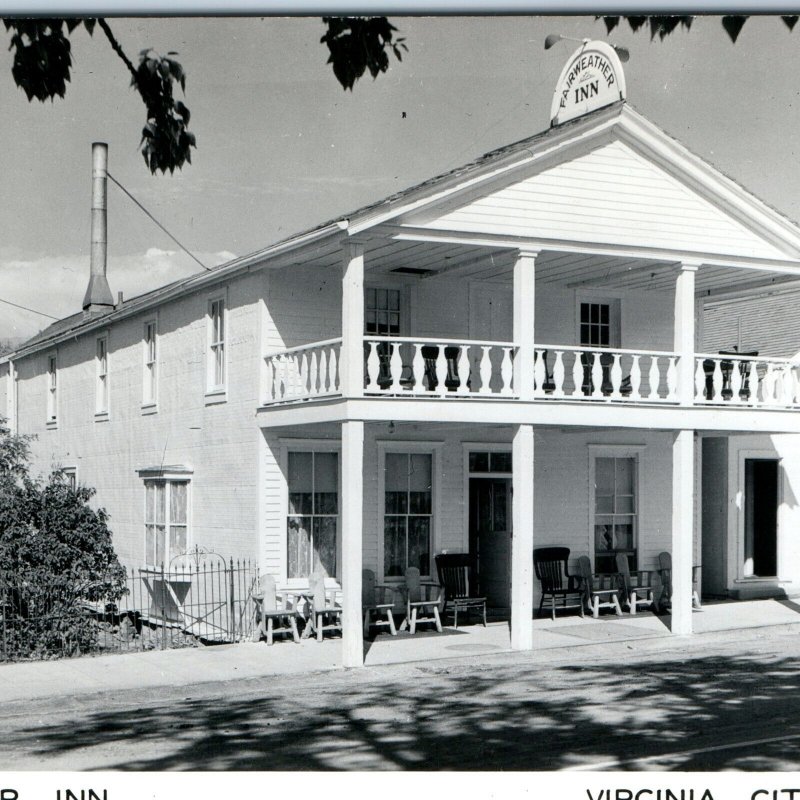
(550, 40), (627, 127)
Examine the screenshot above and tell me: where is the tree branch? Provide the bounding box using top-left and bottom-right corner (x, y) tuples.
(97, 18), (137, 83)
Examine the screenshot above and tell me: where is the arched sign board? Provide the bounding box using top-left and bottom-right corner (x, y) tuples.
(550, 41), (627, 127)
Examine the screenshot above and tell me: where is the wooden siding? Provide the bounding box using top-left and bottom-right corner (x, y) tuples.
(410, 141), (788, 261)
(704, 288), (800, 358)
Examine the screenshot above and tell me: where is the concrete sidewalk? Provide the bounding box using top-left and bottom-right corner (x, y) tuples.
(3, 597), (800, 704)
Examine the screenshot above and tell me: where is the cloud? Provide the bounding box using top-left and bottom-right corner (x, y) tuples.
(0, 249), (237, 340)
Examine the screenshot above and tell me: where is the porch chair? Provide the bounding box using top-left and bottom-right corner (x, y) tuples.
(434, 553), (487, 628)
(576, 555), (622, 619)
(401, 567), (443, 634)
(308, 570), (343, 642)
(251, 573), (301, 645)
(362, 568), (398, 638)
(615, 553), (658, 614)
(657, 552), (702, 611)
(533, 547), (585, 620)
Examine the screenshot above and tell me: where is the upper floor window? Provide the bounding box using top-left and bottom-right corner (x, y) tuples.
(144, 478), (189, 567)
(143, 320), (157, 406)
(365, 288), (401, 335)
(579, 300), (620, 348)
(47, 354), (57, 423)
(96, 336), (108, 415)
(287, 451), (338, 579)
(208, 298), (226, 392)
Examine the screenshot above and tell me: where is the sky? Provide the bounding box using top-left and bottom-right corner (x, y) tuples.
(2, 15), (800, 339)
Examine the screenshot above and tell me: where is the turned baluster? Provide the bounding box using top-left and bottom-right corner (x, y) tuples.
(610, 353), (623, 400)
(572, 351), (584, 398)
(389, 342), (403, 392)
(501, 347), (514, 396)
(649, 355), (662, 400)
(695, 358), (706, 402)
(730, 361), (743, 404)
(666, 357), (678, 402)
(533, 350), (547, 397)
(309, 351), (319, 396)
(435, 345), (448, 396)
(365, 341), (379, 392)
(330, 347), (339, 392)
(552, 351), (565, 398)
(457, 346), (470, 395)
(630, 355), (642, 400)
(479, 346), (492, 394)
(591, 353), (604, 399)
(412, 343), (425, 394)
(712, 359), (724, 403)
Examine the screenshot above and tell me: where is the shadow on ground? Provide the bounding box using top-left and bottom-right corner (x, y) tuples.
(9, 646), (800, 770)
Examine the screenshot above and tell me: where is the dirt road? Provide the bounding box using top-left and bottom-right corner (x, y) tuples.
(3, 627), (800, 770)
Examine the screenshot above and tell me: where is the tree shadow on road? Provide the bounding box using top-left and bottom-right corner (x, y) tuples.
(10, 646), (800, 770)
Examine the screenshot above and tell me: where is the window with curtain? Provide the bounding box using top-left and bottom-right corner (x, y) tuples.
(384, 452), (433, 578)
(594, 456), (637, 573)
(287, 451), (338, 579)
(144, 479), (188, 567)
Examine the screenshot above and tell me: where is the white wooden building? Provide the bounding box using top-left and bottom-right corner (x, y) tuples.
(4, 42), (800, 665)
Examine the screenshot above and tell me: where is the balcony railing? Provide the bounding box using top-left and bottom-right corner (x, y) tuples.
(533, 345), (679, 403)
(695, 353), (800, 407)
(364, 336), (516, 397)
(262, 338), (800, 411)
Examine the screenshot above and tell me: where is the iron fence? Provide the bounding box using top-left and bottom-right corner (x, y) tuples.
(0, 558), (258, 662)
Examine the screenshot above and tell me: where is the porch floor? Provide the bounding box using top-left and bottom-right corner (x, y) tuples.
(364, 597), (800, 666)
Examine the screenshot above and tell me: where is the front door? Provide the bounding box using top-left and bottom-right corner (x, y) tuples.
(744, 458), (779, 577)
(469, 478), (511, 608)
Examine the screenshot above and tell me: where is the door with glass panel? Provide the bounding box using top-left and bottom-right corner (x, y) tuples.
(469, 478), (511, 608)
(593, 456), (637, 573)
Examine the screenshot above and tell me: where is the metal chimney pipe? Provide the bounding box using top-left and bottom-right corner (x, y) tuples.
(82, 142), (114, 312)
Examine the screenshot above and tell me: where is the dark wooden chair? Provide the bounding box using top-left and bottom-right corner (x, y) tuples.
(576, 555), (622, 618)
(309, 570), (342, 642)
(400, 567), (442, 634)
(251, 573), (301, 645)
(581, 351), (633, 397)
(533, 547), (585, 620)
(434, 553), (487, 628)
(362, 568), (398, 637)
(657, 552), (702, 611)
(615, 553), (657, 614)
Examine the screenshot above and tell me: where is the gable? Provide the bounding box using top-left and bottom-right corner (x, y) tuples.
(401, 139), (790, 262)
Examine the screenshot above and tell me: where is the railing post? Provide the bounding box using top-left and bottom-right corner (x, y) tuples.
(228, 557), (236, 642)
(341, 240), (365, 398)
(159, 562), (167, 650)
(514, 249), (539, 401)
(674, 261), (700, 405)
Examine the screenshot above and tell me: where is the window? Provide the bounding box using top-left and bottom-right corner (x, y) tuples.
(96, 336), (108, 415)
(593, 456), (637, 573)
(287, 451), (338, 579)
(144, 479), (189, 566)
(61, 467), (77, 490)
(365, 288), (401, 335)
(47, 354), (57, 423)
(469, 451), (512, 474)
(208, 298), (225, 391)
(384, 452), (433, 577)
(143, 320), (157, 406)
(579, 299), (621, 349)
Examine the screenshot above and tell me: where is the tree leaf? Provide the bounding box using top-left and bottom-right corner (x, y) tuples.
(783, 15), (799, 31)
(721, 15), (748, 43)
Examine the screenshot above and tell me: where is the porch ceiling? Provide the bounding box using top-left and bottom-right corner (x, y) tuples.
(291, 237), (800, 296)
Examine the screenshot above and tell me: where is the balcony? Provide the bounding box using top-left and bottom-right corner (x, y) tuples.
(262, 338), (800, 410)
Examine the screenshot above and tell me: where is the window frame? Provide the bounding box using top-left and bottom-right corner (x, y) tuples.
(46, 352), (58, 426)
(139, 469), (193, 568)
(575, 293), (621, 349)
(95, 334), (109, 418)
(60, 466), (77, 490)
(206, 293), (227, 401)
(279, 439), (341, 587)
(588, 444), (645, 573)
(142, 318), (158, 411)
(377, 440), (442, 581)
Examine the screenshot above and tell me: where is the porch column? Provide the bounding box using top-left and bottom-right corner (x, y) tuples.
(674, 261), (699, 405)
(511, 423), (535, 650)
(513, 250), (539, 401)
(341, 240), (365, 398)
(671, 429), (695, 636)
(341, 419), (364, 667)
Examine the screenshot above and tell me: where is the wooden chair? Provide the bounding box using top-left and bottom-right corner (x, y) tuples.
(401, 567), (443, 634)
(576, 555), (622, 619)
(657, 552), (702, 611)
(533, 547), (585, 620)
(434, 553), (487, 628)
(251, 573), (300, 645)
(615, 553), (657, 614)
(362, 568), (398, 637)
(309, 570), (342, 642)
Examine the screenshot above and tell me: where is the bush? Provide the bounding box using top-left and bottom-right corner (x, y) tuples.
(0, 417), (126, 659)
